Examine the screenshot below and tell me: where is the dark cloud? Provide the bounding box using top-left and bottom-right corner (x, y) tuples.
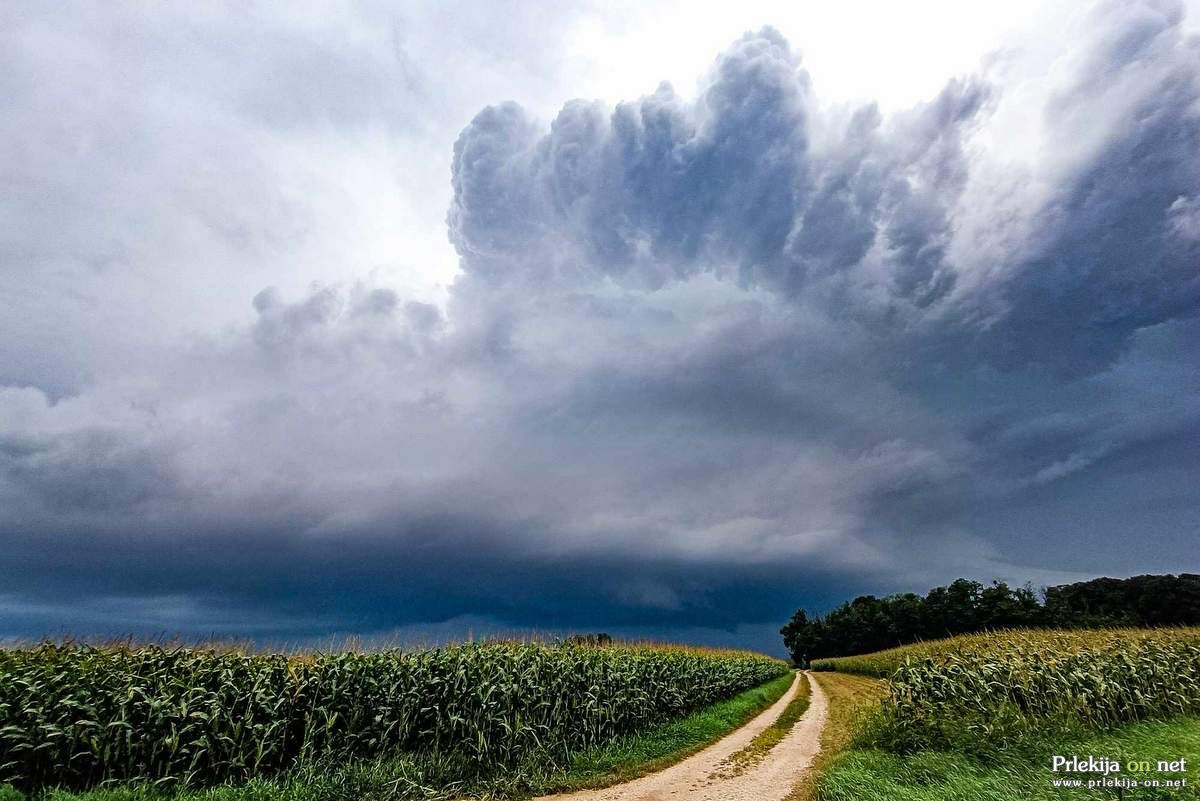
(448, 28), (815, 290)
(1, 4), (1198, 654)
(448, 12), (1197, 376)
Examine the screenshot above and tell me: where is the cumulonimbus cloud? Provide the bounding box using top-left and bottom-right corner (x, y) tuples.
(1, 1), (1197, 649)
(447, 6), (1198, 375)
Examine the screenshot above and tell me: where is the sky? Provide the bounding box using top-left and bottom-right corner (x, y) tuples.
(1, 0), (1198, 655)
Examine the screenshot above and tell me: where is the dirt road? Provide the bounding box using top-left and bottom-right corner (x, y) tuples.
(536, 671), (829, 801)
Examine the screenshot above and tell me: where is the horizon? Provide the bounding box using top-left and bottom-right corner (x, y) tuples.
(6, 570), (1197, 659)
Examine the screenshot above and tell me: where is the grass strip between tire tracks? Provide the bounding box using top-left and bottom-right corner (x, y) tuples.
(716, 672), (811, 778)
(785, 672), (887, 801)
(541, 670), (797, 795)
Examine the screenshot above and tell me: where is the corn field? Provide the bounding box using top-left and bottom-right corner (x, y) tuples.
(811, 626), (1200, 677)
(813, 627), (1200, 747)
(0, 641), (787, 791)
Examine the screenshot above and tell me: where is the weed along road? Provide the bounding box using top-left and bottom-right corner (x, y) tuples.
(536, 672), (829, 801)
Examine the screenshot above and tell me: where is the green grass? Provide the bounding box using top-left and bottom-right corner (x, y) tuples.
(818, 716), (1200, 800)
(787, 673), (888, 801)
(719, 673), (810, 777)
(543, 670), (795, 792)
(7, 672), (796, 801)
(808, 628), (1200, 799)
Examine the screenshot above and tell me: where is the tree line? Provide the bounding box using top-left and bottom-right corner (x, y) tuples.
(780, 573), (1200, 666)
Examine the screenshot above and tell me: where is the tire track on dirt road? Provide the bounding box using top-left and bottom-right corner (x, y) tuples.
(535, 671), (829, 801)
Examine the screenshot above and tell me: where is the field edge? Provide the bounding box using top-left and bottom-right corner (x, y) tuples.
(530, 670), (797, 797)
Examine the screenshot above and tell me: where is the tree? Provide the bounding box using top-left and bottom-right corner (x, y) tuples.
(977, 581), (1043, 629)
(922, 579), (982, 639)
(781, 574), (1200, 661)
(781, 609), (825, 667)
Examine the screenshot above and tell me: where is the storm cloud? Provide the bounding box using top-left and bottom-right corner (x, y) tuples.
(1, 1), (1198, 653)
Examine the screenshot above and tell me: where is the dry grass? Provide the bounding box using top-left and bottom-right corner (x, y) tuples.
(714, 671), (810, 778)
(785, 672), (887, 801)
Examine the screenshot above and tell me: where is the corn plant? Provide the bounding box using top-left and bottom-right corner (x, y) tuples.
(0, 641), (787, 792)
(811, 627), (1200, 748)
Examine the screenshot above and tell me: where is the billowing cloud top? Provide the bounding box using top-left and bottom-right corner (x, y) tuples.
(1, 1), (1198, 652)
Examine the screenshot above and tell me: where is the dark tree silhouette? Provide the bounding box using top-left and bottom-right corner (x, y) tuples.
(781, 574), (1200, 665)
